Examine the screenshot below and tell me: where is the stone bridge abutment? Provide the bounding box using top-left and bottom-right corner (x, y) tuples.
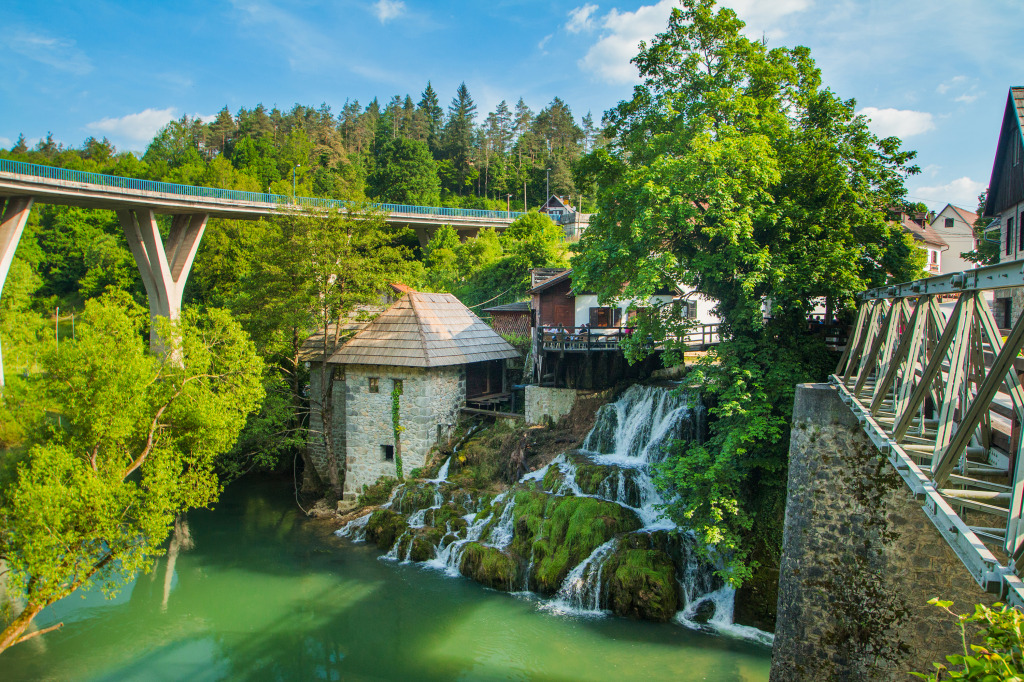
(771, 383), (997, 680)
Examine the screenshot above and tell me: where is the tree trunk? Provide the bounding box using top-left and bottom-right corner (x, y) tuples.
(0, 602), (46, 655)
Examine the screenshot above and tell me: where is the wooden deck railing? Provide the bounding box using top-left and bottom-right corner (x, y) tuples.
(537, 324), (721, 353)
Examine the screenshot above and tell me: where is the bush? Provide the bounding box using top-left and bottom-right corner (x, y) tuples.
(912, 600), (1024, 681)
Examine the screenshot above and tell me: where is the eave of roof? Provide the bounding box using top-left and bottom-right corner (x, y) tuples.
(984, 87), (1024, 217)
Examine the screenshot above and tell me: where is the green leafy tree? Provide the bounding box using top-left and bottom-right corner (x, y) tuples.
(572, 0), (919, 583)
(235, 207), (411, 495)
(0, 294), (264, 654)
(368, 138), (441, 206)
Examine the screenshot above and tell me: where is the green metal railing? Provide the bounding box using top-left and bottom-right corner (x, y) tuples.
(0, 158), (527, 222)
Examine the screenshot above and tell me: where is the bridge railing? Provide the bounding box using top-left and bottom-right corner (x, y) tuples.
(834, 259), (1024, 608)
(0, 158), (528, 222)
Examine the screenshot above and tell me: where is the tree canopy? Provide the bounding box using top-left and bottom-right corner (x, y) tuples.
(0, 295), (263, 653)
(572, 0), (921, 583)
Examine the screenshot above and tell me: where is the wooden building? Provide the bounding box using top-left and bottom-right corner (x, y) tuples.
(481, 301), (531, 338)
(986, 87), (1024, 327)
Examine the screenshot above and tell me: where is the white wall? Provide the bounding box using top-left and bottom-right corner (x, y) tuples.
(571, 290), (719, 328)
(933, 206), (977, 275)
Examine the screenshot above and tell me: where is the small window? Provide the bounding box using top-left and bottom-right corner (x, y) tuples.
(944, 217), (955, 228)
(393, 379), (403, 393)
(368, 377), (379, 393)
(1007, 218), (1014, 256)
(381, 444), (394, 461)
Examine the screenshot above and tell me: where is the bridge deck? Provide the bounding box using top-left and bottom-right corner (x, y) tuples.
(0, 158), (523, 228)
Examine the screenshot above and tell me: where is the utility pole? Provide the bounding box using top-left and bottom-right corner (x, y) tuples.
(524, 180), (527, 212)
(546, 168), (550, 204)
(55, 306), (59, 350)
(506, 194), (512, 213)
(292, 163), (301, 203)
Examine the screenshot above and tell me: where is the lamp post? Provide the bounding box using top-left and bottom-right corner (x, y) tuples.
(546, 168), (550, 204)
(506, 193), (512, 213)
(292, 163), (301, 203)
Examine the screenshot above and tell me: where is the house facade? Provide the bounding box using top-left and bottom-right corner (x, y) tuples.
(985, 87), (1024, 327)
(527, 268), (720, 387)
(306, 291), (519, 499)
(897, 211), (948, 275)
(539, 195), (591, 242)
(932, 204), (979, 275)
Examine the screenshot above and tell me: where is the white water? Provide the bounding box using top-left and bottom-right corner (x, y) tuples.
(337, 384), (772, 645)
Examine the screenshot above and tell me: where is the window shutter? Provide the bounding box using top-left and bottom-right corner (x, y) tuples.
(613, 308), (622, 326)
(1008, 219), (1014, 256)
(589, 308), (599, 326)
(688, 302), (698, 319)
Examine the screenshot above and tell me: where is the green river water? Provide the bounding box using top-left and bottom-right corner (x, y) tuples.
(2, 478), (771, 681)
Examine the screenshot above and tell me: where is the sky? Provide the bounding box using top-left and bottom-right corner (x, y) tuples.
(2, 0), (1023, 212)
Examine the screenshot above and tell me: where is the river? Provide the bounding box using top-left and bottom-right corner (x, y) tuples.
(2, 478), (771, 681)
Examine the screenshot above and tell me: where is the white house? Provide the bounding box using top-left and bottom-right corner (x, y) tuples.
(931, 204), (979, 275)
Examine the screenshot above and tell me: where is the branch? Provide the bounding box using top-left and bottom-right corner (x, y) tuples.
(13, 622), (63, 645)
(121, 402), (172, 480)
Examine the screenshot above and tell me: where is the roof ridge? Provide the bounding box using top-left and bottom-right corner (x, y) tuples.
(408, 292), (431, 367)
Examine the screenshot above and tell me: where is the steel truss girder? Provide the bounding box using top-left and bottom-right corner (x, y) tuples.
(835, 287), (1024, 608)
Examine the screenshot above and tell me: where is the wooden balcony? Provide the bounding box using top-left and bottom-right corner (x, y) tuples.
(537, 324), (721, 353)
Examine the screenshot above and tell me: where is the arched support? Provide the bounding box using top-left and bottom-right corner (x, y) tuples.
(0, 196), (35, 388)
(117, 210), (207, 351)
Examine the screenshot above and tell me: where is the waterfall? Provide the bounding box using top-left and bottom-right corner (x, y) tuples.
(335, 383), (770, 644)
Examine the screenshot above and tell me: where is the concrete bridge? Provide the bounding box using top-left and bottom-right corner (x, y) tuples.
(0, 158), (524, 384)
(772, 260), (1024, 679)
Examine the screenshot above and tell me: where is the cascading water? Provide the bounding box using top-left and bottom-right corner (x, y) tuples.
(336, 383), (771, 645)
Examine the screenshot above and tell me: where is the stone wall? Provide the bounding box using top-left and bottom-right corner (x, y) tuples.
(770, 383), (996, 681)
(341, 363), (464, 500)
(525, 386), (578, 425)
(306, 362), (346, 486)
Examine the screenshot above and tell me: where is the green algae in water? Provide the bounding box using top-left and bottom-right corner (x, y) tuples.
(1, 479), (770, 681)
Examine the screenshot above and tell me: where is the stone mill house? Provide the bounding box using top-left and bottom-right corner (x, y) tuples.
(303, 290), (519, 500)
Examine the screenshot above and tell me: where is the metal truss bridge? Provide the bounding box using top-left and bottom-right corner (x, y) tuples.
(835, 260), (1024, 607)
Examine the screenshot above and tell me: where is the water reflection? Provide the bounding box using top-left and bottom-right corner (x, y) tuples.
(2, 479), (770, 681)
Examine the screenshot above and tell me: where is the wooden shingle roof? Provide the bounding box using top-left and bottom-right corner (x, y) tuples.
(328, 292), (520, 368)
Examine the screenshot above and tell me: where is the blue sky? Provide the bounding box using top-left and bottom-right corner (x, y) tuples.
(2, 0), (1022, 212)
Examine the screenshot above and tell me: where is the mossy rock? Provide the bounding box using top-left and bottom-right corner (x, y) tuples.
(425, 502), (468, 531)
(459, 542), (518, 591)
(419, 526), (445, 547)
(409, 535), (437, 562)
(365, 509), (408, 550)
(358, 476), (400, 507)
(392, 484), (440, 515)
(604, 548), (680, 622)
(542, 465), (566, 492)
(502, 490), (642, 595)
(691, 598), (716, 625)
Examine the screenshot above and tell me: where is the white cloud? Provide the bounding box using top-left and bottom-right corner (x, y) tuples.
(566, 4), (600, 33)
(9, 30), (93, 75)
(955, 91), (981, 104)
(0, 137), (12, 149)
(538, 34), (554, 52)
(578, 0), (812, 84)
(373, 0), (406, 23)
(579, 0), (675, 84)
(936, 75), (967, 95)
(912, 176), (986, 211)
(858, 107), (936, 138)
(86, 108), (178, 146)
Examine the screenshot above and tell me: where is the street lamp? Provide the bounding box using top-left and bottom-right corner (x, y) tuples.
(546, 168), (550, 205)
(506, 193), (512, 213)
(292, 163), (302, 203)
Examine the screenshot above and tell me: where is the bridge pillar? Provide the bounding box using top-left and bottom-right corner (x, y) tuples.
(117, 209), (207, 351)
(0, 196), (34, 387)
